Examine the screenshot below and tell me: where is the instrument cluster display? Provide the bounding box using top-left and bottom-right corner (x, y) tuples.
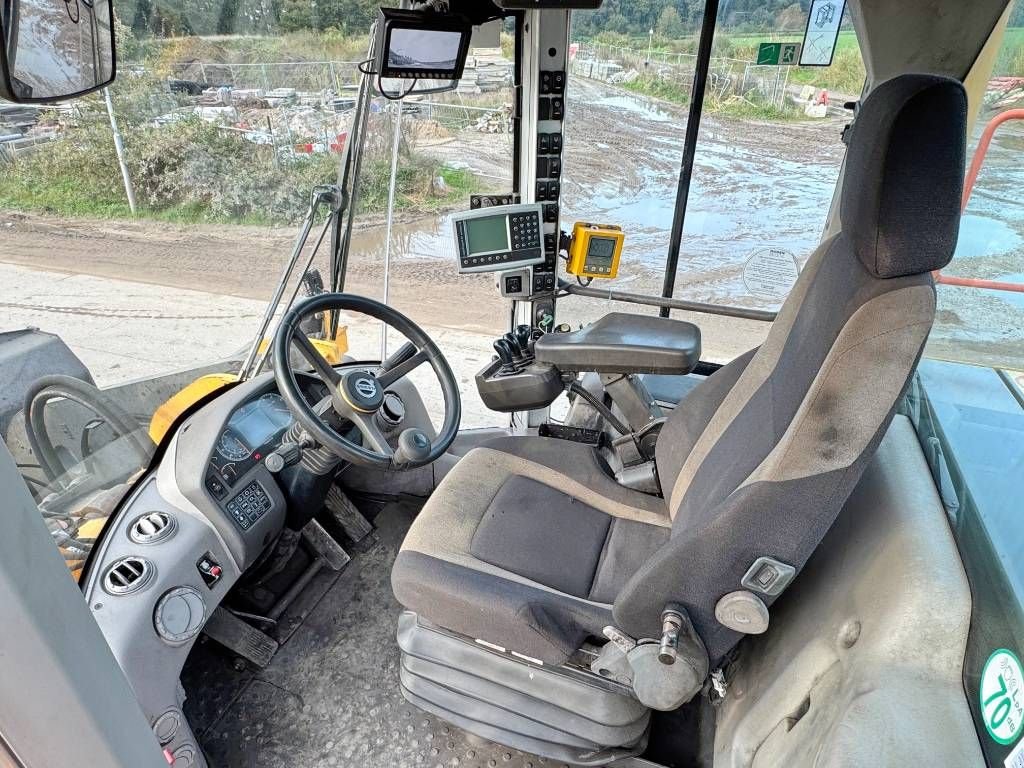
(209, 393), (292, 487)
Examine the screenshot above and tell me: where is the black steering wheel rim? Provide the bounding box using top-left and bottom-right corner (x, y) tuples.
(272, 293), (461, 469)
(24, 374), (152, 483)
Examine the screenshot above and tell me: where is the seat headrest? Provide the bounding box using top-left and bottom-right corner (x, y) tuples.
(841, 74), (967, 279)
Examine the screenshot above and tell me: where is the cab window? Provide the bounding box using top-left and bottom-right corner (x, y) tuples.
(563, 3), (862, 361)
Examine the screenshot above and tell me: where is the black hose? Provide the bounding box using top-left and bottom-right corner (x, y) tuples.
(24, 375), (152, 482)
(568, 380), (630, 436)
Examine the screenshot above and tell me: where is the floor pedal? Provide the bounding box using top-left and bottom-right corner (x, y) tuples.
(203, 607), (279, 669)
(324, 487), (374, 543)
(302, 518), (351, 572)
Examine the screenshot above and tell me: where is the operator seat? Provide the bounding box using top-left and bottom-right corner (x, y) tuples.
(391, 74), (966, 758)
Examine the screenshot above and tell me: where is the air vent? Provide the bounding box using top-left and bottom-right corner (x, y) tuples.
(103, 557), (155, 596)
(129, 511), (176, 545)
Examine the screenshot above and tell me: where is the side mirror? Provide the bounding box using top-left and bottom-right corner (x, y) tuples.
(0, 0), (115, 103)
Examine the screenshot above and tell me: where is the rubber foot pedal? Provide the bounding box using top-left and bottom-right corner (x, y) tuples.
(302, 518), (351, 572)
(324, 487), (373, 543)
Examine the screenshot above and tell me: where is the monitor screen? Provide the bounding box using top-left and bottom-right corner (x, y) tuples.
(387, 28), (465, 74)
(465, 216), (509, 255)
(587, 236), (617, 268)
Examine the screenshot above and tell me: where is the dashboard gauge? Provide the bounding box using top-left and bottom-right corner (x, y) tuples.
(216, 431), (251, 462)
(257, 393), (293, 427)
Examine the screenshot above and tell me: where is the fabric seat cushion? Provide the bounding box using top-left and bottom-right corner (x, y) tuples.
(392, 437), (670, 664)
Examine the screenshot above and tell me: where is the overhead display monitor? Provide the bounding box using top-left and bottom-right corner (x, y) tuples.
(377, 8), (473, 81)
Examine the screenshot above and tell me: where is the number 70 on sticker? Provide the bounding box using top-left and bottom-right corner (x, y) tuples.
(981, 649), (1024, 746)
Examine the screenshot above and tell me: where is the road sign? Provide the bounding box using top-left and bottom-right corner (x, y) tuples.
(757, 42), (802, 66)
(757, 43), (780, 65)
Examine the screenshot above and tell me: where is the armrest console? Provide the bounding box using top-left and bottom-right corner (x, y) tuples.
(535, 312), (701, 375)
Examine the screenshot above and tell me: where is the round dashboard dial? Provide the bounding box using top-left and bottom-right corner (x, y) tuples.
(154, 586), (207, 644)
(216, 431), (251, 462)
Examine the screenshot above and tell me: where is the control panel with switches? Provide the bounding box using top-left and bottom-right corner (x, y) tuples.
(224, 481), (273, 531)
(451, 204), (545, 274)
(532, 67), (567, 301)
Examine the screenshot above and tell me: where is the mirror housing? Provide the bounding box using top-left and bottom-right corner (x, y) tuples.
(0, 0), (116, 103)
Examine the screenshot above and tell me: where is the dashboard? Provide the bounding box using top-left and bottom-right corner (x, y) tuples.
(77, 365), (434, 767)
(206, 376), (330, 495)
(79, 372), (328, 767)
(209, 393), (292, 484)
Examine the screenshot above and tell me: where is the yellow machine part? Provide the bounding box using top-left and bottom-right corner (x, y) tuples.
(77, 517), (109, 539)
(148, 373), (240, 444)
(148, 327), (348, 445)
(566, 222), (625, 279)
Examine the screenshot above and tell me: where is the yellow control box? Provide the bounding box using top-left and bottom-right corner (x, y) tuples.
(566, 222), (625, 279)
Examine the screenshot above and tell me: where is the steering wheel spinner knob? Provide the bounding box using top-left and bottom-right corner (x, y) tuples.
(395, 429), (432, 465)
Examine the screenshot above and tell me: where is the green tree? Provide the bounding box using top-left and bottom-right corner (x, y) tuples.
(775, 2), (807, 30)
(656, 6), (684, 37)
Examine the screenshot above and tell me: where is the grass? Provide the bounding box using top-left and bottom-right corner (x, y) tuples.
(0, 159), (479, 226)
(0, 176), (282, 225)
(144, 30), (373, 69)
(623, 75), (691, 106)
(996, 27), (1024, 77)
(0, 120), (480, 227)
(591, 26), (1024, 96)
(622, 73), (803, 120)
(356, 158), (481, 214)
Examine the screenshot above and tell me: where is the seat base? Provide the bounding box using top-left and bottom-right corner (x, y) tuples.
(397, 611), (650, 766)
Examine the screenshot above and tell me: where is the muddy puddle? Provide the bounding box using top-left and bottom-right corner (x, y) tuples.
(357, 78), (848, 311)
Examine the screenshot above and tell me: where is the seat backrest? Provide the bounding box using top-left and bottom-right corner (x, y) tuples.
(615, 74), (967, 660)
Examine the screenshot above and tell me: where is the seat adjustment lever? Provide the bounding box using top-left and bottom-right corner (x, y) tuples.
(602, 625), (637, 654)
(658, 604), (686, 665)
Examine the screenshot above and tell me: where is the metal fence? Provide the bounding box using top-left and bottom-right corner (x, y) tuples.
(147, 60), (365, 93)
(408, 101), (510, 132)
(572, 41), (793, 110)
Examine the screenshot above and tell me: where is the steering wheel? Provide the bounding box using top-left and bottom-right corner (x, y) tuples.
(24, 374), (152, 483)
(272, 293), (461, 470)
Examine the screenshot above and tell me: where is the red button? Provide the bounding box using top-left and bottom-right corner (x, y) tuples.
(210, 566), (222, 578)
(163, 748), (175, 764)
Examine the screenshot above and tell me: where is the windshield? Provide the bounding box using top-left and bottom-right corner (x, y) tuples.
(558, 3), (859, 361)
(0, 5), (518, 577)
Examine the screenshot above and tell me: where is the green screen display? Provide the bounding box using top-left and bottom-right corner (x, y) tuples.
(465, 216), (509, 255)
(587, 236), (617, 266)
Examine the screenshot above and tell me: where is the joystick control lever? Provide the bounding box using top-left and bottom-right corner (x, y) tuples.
(514, 325), (532, 354)
(493, 338), (516, 370)
(504, 332), (526, 361)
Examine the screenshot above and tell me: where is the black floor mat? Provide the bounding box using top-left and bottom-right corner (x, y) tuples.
(182, 502), (567, 768)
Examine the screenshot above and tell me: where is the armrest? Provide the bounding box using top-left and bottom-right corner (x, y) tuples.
(535, 312), (701, 375)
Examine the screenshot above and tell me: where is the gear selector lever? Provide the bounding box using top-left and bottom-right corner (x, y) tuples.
(514, 325), (532, 354)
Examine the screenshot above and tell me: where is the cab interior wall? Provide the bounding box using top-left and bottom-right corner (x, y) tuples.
(851, 0), (1010, 85)
(711, 418), (981, 767)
